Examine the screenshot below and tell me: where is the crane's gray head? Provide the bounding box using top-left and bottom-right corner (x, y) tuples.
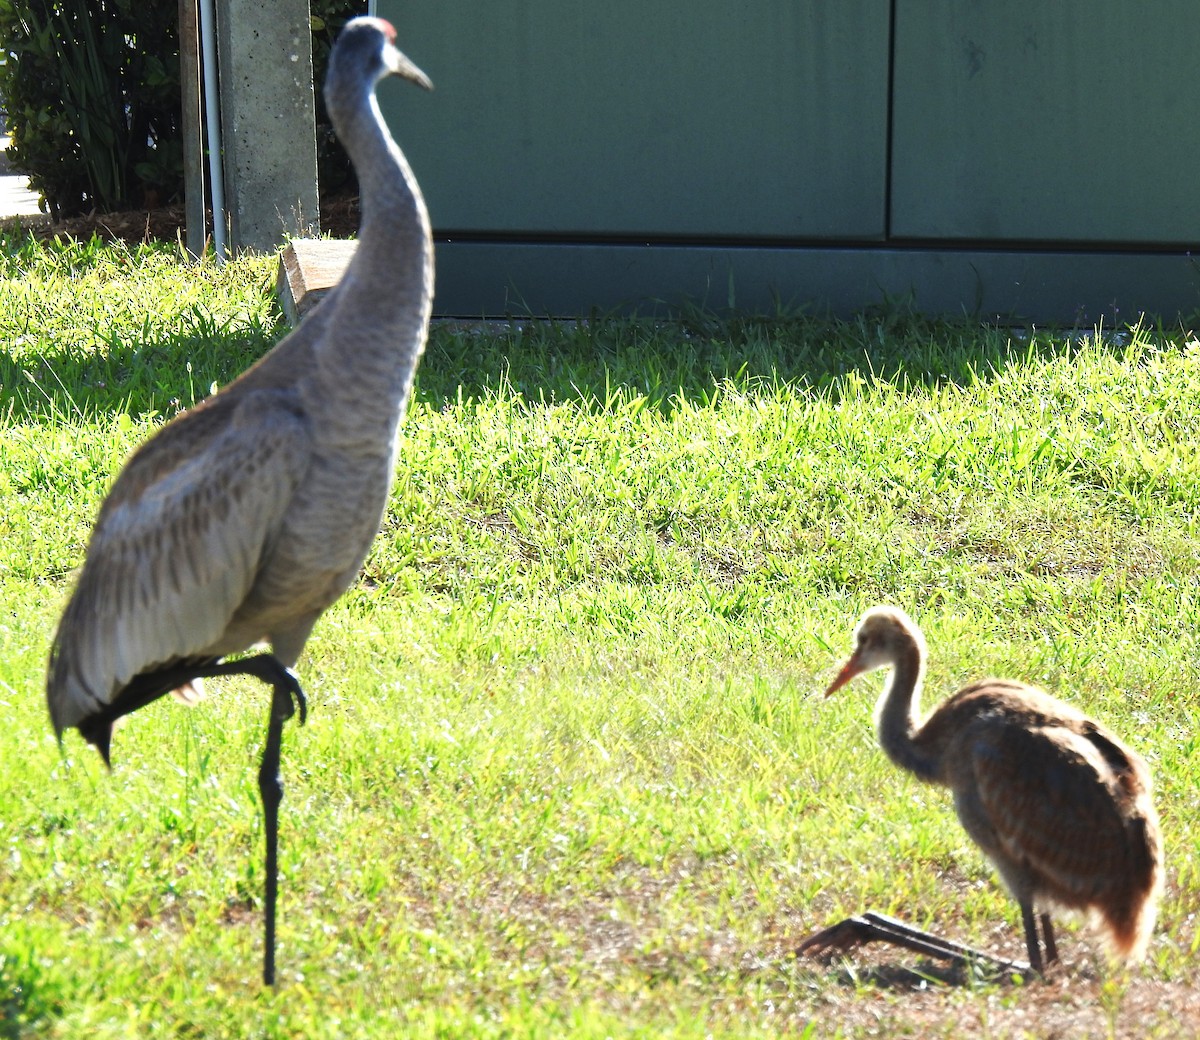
(326, 16), (433, 100)
(824, 605), (925, 696)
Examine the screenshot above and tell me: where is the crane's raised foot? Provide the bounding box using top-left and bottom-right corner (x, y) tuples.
(797, 911), (1030, 979)
(231, 654), (307, 727)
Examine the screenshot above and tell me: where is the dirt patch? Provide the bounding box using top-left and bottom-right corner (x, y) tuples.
(361, 851), (1199, 1038)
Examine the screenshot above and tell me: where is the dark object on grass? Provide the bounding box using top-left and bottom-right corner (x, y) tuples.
(798, 910), (1028, 978)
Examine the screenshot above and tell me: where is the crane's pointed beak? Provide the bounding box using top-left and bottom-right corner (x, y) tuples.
(824, 653), (865, 697)
(386, 47), (433, 91)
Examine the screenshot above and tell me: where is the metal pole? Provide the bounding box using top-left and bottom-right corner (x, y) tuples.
(178, 0), (206, 259)
(198, 0), (227, 262)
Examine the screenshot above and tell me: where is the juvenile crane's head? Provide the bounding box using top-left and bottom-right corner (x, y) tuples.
(824, 605), (925, 695)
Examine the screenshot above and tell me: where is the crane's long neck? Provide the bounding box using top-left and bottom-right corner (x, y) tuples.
(318, 86), (433, 445)
(875, 642), (940, 783)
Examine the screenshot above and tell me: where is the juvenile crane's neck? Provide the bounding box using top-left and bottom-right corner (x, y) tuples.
(318, 85), (433, 440)
(875, 639), (940, 783)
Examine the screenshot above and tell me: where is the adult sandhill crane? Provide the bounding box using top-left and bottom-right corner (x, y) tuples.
(799, 605), (1162, 978)
(45, 17), (433, 987)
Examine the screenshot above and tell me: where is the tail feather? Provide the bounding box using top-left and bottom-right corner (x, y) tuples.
(1102, 815), (1163, 962)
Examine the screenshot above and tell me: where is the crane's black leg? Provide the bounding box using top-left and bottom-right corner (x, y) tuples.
(258, 678), (297, 987)
(80, 652), (308, 767)
(210, 656), (306, 987)
(197, 655), (304, 986)
(83, 652), (306, 985)
(1039, 912), (1059, 968)
(1020, 901), (1044, 976)
(180, 654), (306, 986)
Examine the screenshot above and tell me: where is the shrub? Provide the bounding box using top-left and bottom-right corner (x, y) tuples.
(0, 0), (181, 218)
(311, 1), (368, 197)
(0, 0), (363, 220)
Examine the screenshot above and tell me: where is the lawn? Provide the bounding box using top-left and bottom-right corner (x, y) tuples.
(2, 234), (1199, 1038)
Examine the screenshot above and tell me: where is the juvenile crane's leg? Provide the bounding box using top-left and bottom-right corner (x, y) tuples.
(1020, 901), (1045, 976)
(1040, 913), (1059, 968)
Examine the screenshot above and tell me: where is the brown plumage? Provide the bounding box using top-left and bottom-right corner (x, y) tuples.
(45, 17), (434, 986)
(807, 605), (1162, 975)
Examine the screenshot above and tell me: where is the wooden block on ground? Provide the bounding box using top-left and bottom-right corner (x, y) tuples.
(277, 238), (358, 324)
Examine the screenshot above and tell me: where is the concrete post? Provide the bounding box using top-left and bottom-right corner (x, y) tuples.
(215, 0), (319, 252)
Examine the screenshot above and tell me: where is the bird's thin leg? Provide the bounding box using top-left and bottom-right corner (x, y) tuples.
(211, 653), (307, 726)
(82, 652), (306, 984)
(861, 913), (1022, 968)
(196, 654), (305, 985)
(1039, 912), (1059, 968)
(196, 654), (305, 987)
(258, 679), (296, 988)
(1020, 901), (1045, 976)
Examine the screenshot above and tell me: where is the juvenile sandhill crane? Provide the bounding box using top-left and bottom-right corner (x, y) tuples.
(45, 17), (433, 987)
(799, 606), (1162, 978)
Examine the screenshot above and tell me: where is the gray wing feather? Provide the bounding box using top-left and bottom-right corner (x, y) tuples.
(47, 391), (312, 733)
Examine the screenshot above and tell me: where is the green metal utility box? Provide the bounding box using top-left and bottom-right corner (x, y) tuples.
(376, 0), (1200, 322)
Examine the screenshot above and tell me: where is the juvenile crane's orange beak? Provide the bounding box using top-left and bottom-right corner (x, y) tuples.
(824, 652), (866, 697)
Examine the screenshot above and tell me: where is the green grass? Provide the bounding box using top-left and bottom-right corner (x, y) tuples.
(2, 232), (1200, 1038)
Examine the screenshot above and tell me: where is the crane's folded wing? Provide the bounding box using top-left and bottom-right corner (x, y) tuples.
(47, 391), (313, 733)
(969, 722), (1148, 901)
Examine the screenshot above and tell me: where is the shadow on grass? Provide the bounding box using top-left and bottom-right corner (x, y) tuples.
(0, 316), (276, 426)
(4, 287), (1179, 427)
(803, 957), (1026, 991)
(414, 301), (1169, 415)
(0, 946), (62, 1040)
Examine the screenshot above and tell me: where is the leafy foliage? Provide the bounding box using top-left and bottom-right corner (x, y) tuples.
(0, 0), (363, 219)
(311, 0), (369, 196)
(0, 0), (180, 217)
